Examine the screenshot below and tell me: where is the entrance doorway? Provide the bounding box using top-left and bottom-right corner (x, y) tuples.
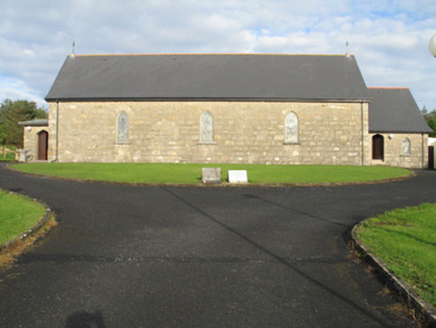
(372, 134), (384, 161)
(37, 131), (48, 160)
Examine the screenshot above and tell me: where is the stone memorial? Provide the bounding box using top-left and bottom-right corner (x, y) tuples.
(17, 149), (28, 163)
(202, 167), (221, 184)
(228, 170), (248, 183)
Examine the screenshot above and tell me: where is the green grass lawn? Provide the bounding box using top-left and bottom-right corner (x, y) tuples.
(0, 190), (46, 245)
(356, 203), (436, 308)
(11, 163), (411, 185)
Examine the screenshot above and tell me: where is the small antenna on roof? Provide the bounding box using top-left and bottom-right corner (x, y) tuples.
(345, 40), (350, 57)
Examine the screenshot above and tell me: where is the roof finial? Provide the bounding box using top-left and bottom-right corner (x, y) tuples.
(72, 40), (76, 57)
(345, 40), (350, 57)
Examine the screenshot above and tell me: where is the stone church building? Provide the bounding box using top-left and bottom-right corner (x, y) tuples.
(28, 53), (431, 168)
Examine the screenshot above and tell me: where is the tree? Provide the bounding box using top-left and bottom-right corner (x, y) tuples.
(423, 109), (436, 138)
(0, 99), (48, 147)
(421, 105), (428, 116)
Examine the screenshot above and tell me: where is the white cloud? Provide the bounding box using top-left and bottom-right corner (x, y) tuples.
(0, 78), (47, 109)
(0, 0), (435, 110)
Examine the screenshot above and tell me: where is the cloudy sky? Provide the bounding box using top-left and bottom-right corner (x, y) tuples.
(1, 0), (435, 110)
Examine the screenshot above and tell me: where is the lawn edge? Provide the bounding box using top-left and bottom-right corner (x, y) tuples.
(350, 218), (436, 326)
(0, 190), (54, 252)
(7, 164), (415, 187)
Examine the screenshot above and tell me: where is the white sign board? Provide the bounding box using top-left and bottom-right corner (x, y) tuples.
(228, 170), (248, 183)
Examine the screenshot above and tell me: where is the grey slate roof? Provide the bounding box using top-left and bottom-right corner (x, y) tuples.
(18, 119), (48, 126)
(368, 88), (432, 134)
(45, 54), (370, 102)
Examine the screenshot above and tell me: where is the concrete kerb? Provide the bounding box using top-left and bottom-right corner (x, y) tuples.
(0, 190), (54, 253)
(6, 164), (415, 188)
(351, 220), (436, 326)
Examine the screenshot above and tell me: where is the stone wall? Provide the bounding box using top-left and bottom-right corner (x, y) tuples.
(369, 133), (428, 168)
(48, 101), (370, 165)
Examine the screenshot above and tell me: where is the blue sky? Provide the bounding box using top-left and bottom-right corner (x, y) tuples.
(1, 0), (435, 110)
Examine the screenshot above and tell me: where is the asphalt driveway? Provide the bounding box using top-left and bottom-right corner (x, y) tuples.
(0, 165), (435, 327)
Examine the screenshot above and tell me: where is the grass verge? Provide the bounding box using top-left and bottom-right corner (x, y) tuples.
(0, 146), (16, 162)
(0, 190), (46, 245)
(356, 203), (436, 308)
(0, 153), (15, 162)
(0, 217), (57, 271)
(0, 190), (57, 270)
(11, 163), (412, 185)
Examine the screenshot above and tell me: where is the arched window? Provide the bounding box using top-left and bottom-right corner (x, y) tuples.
(116, 111), (129, 144)
(402, 138), (411, 156)
(372, 134), (384, 160)
(200, 111), (214, 143)
(285, 112), (299, 143)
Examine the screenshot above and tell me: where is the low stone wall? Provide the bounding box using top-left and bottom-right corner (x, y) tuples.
(0, 146), (16, 160)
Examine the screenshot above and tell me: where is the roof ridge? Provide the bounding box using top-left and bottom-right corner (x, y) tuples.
(71, 53), (353, 58)
(368, 86), (409, 89)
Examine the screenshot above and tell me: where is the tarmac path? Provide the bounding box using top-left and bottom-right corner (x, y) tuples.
(0, 164), (435, 327)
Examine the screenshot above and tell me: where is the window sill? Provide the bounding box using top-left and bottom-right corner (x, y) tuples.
(115, 141), (130, 145)
(198, 142), (216, 145)
(283, 142), (300, 145)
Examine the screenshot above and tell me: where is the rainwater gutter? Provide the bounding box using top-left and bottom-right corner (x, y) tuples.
(422, 133), (425, 168)
(361, 101), (365, 166)
(50, 100), (59, 163)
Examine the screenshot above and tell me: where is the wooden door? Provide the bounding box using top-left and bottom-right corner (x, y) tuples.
(372, 134), (384, 160)
(38, 131), (48, 160)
